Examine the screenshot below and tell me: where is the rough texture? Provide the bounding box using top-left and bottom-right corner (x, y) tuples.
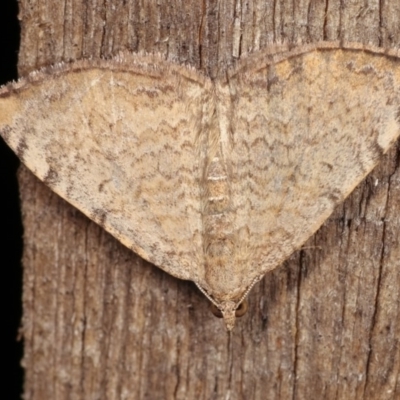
(1, 44), (399, 331)
(8, 0), (400, 399)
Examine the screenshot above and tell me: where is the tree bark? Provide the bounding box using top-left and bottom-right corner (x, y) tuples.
(15, 0), (400, 399)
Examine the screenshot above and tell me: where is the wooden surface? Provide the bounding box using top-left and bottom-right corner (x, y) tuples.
(15, 0), (400, 399)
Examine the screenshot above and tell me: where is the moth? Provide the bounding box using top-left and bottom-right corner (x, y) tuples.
(1, 42), (399, 330)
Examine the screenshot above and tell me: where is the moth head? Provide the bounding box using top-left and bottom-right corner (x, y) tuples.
(195, 281), (252, 330)
(210, 299), (249, 331)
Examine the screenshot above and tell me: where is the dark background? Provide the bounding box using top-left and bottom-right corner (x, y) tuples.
(1, 0), (24, 398)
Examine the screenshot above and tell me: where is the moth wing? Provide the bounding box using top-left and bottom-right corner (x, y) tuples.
(0, 57), (211, 281)
(227, 45), (400, 286)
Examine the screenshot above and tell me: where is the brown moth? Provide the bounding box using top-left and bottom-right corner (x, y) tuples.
(0, 42), (399, 330)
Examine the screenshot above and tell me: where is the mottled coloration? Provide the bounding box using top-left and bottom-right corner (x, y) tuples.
(1, 42), (399, 330)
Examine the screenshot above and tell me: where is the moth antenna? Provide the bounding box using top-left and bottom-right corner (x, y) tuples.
(195, 282), (221, 308)
(236, 276), (261, 306)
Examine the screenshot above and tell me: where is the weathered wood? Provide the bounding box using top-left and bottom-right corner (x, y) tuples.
(16, 0), (399, 399)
